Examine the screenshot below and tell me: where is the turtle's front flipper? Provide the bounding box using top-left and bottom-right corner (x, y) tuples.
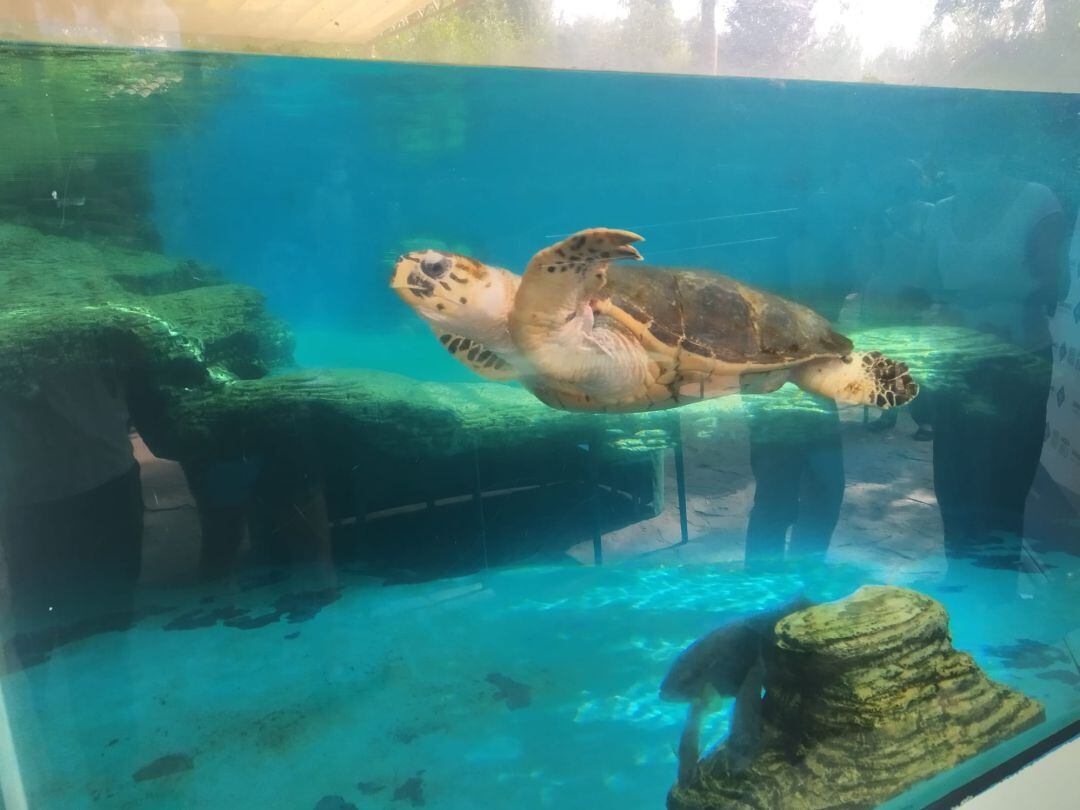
(792, 351), (919, 409)
(511, 228), (643, 349)
(435, 331), (519, 381)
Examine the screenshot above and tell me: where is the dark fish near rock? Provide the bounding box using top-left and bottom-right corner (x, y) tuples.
(486, 672), (532, 709)
(132, 753), (194, 782)
(660, 595), (814, 786)
(660, 595), (814, 704)
(984, 638), (1070, 670)
(393, 772), (425, 807)
(1035, 669), (1080, 685)
(314, 796), (357, 810)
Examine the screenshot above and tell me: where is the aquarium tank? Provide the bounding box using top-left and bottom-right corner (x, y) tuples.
(0, 2), (1078, 809)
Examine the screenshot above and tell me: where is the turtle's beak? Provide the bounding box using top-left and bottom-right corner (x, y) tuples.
(390, 254), (415, 290)
(390, 253), (442, 311)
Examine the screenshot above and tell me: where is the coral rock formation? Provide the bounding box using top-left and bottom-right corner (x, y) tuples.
(669, 585), (1045, 810)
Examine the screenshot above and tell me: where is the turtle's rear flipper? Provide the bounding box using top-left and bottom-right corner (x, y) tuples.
(792, 351), (919, 409)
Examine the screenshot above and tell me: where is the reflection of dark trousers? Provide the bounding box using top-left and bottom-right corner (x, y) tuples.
(1, 463), (143, 627)
(932, 350), (1051, 570)
(183, 455), (332, 577)
(909, 391), (934, 427)
(746, 404), (844, 566)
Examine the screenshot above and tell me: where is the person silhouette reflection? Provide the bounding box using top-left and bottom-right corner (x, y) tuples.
(0, 363), (143, 633)
(744, 171), (854, 570)
(744, 401), (844, 569)
(922, 137), (1066, 579)
(859, 157), (936, 439)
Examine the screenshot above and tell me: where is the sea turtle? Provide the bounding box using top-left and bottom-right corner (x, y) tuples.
(390, 228), (918, 413)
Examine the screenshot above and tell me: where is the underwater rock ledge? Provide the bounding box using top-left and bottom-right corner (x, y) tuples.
(668, 586), (1044, 810)
(0, 221), (294, 392)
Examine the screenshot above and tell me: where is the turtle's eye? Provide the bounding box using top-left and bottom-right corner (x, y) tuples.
(421, 257), (449, 279)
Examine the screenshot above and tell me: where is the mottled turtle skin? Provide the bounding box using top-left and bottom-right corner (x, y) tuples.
(391, 228), (918, 414)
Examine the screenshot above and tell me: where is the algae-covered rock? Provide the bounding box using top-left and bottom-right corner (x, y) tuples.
(0, 222), (293, 391)
(669, 586), (1045, 810)
(141, 368), (690, 464)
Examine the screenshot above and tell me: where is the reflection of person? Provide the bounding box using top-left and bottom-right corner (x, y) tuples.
(1042, 213), (1080, 502)
(859, 160), (934, 319)
(0, 365), (143, 629)
(744, 173), (852, 569)
(859, 158), (935, 439)
(922, 140), (1066, 577)
(745, 402), (843, 569)
(184, 454), (334, 581)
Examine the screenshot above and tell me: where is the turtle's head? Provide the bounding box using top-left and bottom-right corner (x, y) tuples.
(391, 249), (518, 343)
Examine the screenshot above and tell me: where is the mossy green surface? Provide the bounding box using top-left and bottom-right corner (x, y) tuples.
(150, 323), (1017, 463)
(668, 586), (1045, 810)
(144, 368), (697, 464)
(0, 222), (294, 392)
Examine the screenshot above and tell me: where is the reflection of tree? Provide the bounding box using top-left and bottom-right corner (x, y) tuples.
(933, 0), (1044, 37)
(697, 0), (717, 73)
(869, 0), (1079, 90)
(549, 0), (694, 73)
(721, 0), (817, 75)
(715, 1), (867, 82)
(374, 0), (1077, 90)
(377, 0), (695, 73)
(615, 1), (691, 73)
(789, 26), (862, 81)
(375, 0), (555, 66)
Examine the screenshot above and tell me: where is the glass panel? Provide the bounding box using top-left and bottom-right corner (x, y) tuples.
(0, 36), (1077, 810)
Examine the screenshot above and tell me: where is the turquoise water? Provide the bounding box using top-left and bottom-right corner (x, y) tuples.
(1, 43), (1079, 809)
(2, 557), (1077, 810)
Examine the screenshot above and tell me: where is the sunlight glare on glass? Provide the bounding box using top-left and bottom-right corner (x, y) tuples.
(552, 0), (937, 58)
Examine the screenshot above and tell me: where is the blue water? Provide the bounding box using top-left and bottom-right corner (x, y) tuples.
(148, 56), (1077, 338)
(1, 42), (1078, 810)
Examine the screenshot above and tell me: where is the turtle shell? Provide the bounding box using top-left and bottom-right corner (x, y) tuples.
(602, 264), (853, 365)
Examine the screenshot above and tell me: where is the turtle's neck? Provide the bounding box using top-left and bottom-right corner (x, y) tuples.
(480, 265), (521, 356)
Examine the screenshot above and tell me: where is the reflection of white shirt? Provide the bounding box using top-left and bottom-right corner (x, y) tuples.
(926, 182), (1061, 350)
(1044, 213), (1080, 495)
(0, 367), (135, 506)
